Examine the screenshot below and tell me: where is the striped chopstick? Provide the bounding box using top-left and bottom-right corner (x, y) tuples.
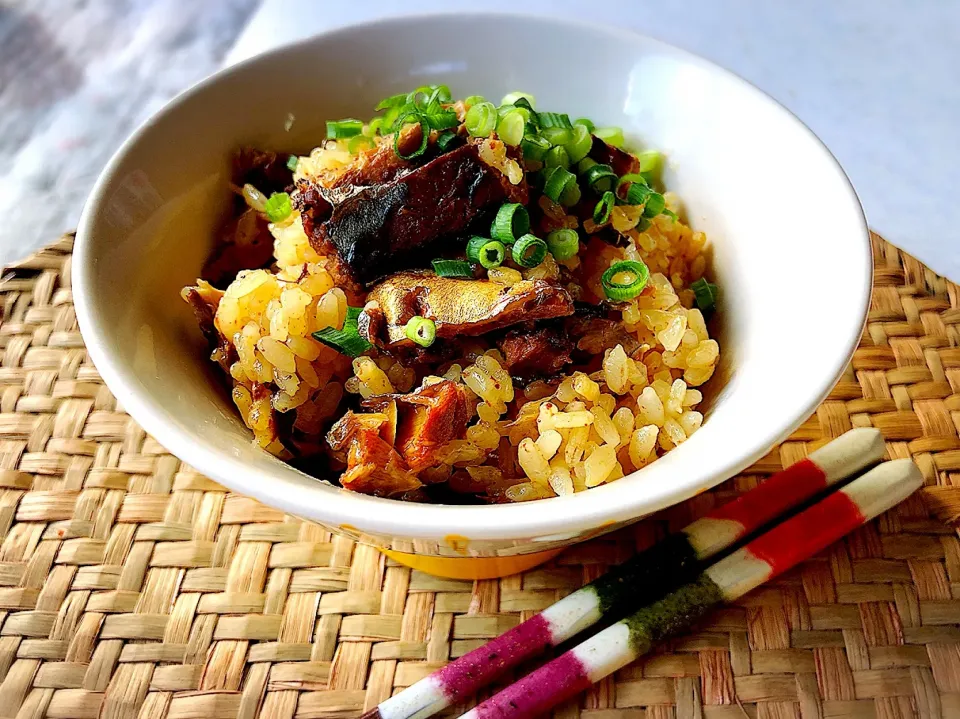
(459, 458), (923, 719)
(364, 428), (884, 719)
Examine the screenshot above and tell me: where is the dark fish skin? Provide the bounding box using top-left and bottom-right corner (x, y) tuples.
(361, 272), (575, 348)
(302, 142), (528, 286)
(498, 324), (574, 380)
(589, 136), (640, 177)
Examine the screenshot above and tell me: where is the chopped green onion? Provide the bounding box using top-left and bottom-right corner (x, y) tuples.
(593, 191), (615, 225)
(636, 150), (664, 183)
(542, 166), (577, 203)
(542, 126), (573, 146)
(491, 203), (530, 244)
(348, 135), (374, 153)
(594, 126), (625, 147)
(539, 112), (572, 129)
(312, 306), (372, 357)
(363, 118), (383, 137)
(497, 110), (525, 146)
(512, 234), (548, 268)
(521, 135), (551, 162)
(264, 192), (292, 223)
(546, 228), (580, 260)
(405, 317), (437, 347)
(465, 101), (498, 137)
(376, 93), (408, 111)
(436, 131), (461, 152)
(577, 157), (598, 174)
(663, 208), (679, 221)
(618, 175), (651, 206)
(286, 155), (299, 171)
(381, 105), (403, 133)
(326, 118), (363, 139)
(574, 117), (595, 132)
(560, 180), (581, 207)
(690, 277), (719, 314)
(464, 94), (486, 107)
(501, 91), (536, 108)
(642, 192), (666, 217)
(466, 236), (506, 269)
(582, 163), (617, 192)
(432, 259), (474, 278)
(544, 145), (570, 169)
(601, 260), (650, 301)
(499, 103), (532, 124)
(393, 113), (430, 160)
(511, 96), (538, 123)
(564, 124), (593, 163)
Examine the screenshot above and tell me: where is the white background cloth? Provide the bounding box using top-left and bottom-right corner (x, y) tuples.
(228, 0), (960, 280)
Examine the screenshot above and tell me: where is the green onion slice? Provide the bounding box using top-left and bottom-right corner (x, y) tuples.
(264, 192), (293, 223)
(312, 305), (372, 357)
(326, 118), (363, 139)
(601, 260), (650, 301)
(465, 101), (498, 137)
(521, 135), (551, 162)
(405, 317), (438, 347)
(636, 150), (664, 183)
(690, 277), (719, 314)
(582, 163), (617, 192)
(593, 191), (615, 225)
(577, 156), (598, 174)
(376, 93), (408, 111)
(542, 166), (577, 203)
(594, 126), (625, 147)
(642, 192), (666, 217)
(348, 135), (374, 153)
(497, 110), (525, 146)
(663, 208), (679, 221)
(617, 174), (651, 205)
(464, 94), (486, 107)
(546, 228), (580, 260)
(491, 203), (530, 244)
(573, 117), (595, 132)
(564, 124), (593, 163)
(544, 145), (571, 169)
(539, 112), (572, 129)
(436, 131), (461, 152)
(501, 91), (536, 108)
(542, 126), (573, 146)
(512, 234), (548, 268)
(432, 259), (474, 278)
(286, 155), (299, 171)
(466, 236), (506, 269)
(560, 180), (581, 208)
(393, 112), (430, 160)
(363, 118), (383, 137)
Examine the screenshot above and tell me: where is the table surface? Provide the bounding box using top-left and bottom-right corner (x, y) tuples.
(2, 0), (958, 281)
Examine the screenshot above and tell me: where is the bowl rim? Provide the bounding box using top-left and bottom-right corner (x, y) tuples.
(74, 10), (872, 542)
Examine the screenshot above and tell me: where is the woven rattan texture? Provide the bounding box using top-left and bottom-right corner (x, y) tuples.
(0, 234), (958, 719)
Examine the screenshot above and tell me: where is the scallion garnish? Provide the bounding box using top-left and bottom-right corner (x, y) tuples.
(618, 174), (651, 206)
(393, 112), (430, 160)
(546, 228), (580, 260)
(405, 317), (437, 347)
(376, 93), (408, 111)
(636, 150), (664, 184)
(594, 126), (625, 147)
(312, 305), (372, 358)
(582, 163), (617, 192)
(465, 101), (498, 137)
(564, 124), (593, 164)
(642, 192), (666, 217)
(512, 234), (548, 268)
(501, 91), (536, 108)
(436, 131), (461, 152)
(539, 112), (572, 129)
(560, 180), (581, 208)
(542, 166), (577, 203)
(432, 259), (474, 278)
(491, 203), (530, 244)
(466, 236), (506, 269)
(363, 118), (382, 137)
(521, 136), (551, 162)
(544, 145), (571, 170)
(663, 208), (679, 221)
(690, 277), (719, 314)
(348, 135), (374, 154)
(577, 156), (598, 174)
(497, 110), (525, 147)
(511, 96), (539, 124)
(264, 192), (293, 223)
(601, 260), (650, 301)
(326, 118), (364, 139)
(573, 117), (595, 132)
(593, 191), (615, 225)
(542, 126), (573, 146)
(286, 155), (299, 171)
(464, 94), (486, 107)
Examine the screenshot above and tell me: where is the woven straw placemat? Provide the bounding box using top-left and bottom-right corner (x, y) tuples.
(0, 233), (958, 719)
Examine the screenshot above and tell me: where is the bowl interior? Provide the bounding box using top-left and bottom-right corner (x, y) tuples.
(74, 13), (870, 543)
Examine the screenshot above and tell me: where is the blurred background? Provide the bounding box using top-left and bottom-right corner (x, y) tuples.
(1, 0), (957, 278)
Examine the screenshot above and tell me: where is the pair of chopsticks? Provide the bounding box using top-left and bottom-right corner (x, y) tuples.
(363, 428), (922, 719)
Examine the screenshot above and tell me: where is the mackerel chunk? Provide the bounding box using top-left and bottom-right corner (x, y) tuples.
(301, 142), (527, 286)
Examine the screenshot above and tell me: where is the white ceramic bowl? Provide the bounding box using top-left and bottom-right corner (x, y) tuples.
(74, 13), (871, 574)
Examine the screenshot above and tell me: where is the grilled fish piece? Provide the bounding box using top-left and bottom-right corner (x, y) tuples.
(326, 411), (422, 497)
(359, 272), (575, 348)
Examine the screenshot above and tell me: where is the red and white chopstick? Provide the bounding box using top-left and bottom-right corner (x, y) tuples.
(458, 459), (922, 719)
